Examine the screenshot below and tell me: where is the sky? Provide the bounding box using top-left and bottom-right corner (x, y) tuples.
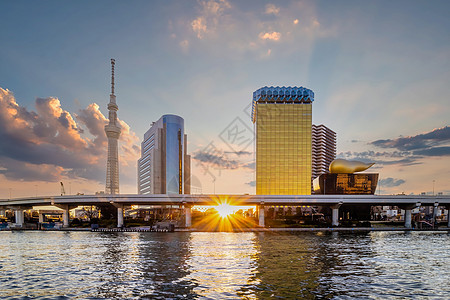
(0, 0), (449, 198)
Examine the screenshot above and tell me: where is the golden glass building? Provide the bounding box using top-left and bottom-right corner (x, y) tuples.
(252, 86), (314, 195)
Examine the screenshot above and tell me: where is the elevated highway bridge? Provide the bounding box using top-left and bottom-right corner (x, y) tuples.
(1, 194), (450, 228)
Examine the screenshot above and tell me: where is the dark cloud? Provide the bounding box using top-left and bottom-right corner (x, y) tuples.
(337, 151), (420, 166)
(193, 148), (254, 170)
(193, 151), (240, 169)
(0, 87), (139, 184)
(379, 177), (406, 187)
(242, 161), (255, 170)
(246, 180), (256, 187)
(339, 126), (450, 167)
(371, 126), (450, 151)
(224, 150), (252, 156)
(413, 146), (450, 156)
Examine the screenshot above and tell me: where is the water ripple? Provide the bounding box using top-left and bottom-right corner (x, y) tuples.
(0, 231), (449, 299)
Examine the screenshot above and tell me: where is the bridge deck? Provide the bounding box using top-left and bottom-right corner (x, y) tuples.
(1, 194), (450, 208)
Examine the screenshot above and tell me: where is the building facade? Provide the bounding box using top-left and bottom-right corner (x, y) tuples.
(312, 124), (336, 180)
(252, 86), (314, 195)
(138, 115), (191, 194)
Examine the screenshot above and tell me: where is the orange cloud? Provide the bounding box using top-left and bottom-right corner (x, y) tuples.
(0, 87), (139, 188)
(258, 31), (281, 41)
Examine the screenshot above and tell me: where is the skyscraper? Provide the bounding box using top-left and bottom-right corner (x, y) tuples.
(105, 59), (121, 194)
(312, 124), (336, 180)
(138, 114), (191, 194)
(252, 86), (314, 195)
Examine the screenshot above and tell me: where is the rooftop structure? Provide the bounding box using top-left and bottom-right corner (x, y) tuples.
(251, 86), (314, 122)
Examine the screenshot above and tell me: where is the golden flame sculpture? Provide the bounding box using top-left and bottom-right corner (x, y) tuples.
(329, 159), (374, 173)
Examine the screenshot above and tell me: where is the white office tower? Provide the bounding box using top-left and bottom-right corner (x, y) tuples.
(138, 115), (191, 194)
(105, 59), (121, 194)
(312, 124), (336, 180)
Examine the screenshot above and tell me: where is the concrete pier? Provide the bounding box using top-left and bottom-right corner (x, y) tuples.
(62, 209), (69, 227)
(401, 203), (420, 228)
(331, 203), (342, 227)
(117, 205), (124, 228)
(404, 209), (412, 229)
(259, 204), (265, 227)
(185, 205), (192, 227)
(446, 205), (450, 228)
(14, 209), (24, 226)
(432, 202), (439, 226)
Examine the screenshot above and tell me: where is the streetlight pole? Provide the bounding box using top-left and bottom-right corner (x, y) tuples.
(432, 180), (435, 196)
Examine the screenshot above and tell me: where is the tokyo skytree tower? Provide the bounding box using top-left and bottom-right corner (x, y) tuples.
(105, 59), (121, 194)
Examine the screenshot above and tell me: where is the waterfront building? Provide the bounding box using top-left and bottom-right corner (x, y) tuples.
(105, 59), (121, 194)
(312, 124), (336, 180)
(252, 86), (314, 195)
(313, 159), (378, 195)
(138, 114), (191, 194)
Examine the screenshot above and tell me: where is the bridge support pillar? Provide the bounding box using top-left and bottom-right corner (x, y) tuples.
(39, 213), (44, 223)
(185, 205), (192, 228)
(117, 205), (124, 228)
(331, 203), (342, 227)
(15, 209), (24, 227)
(258, 204), (265, 227)
(432, 202), (439, 227)
(400, 203), (420, 229)
(0, 209), (5, 217)
(404, 209), (412, 229)
(62, 207), (70, 228)
(447, 206), (450, 228)
(446, 205), (450, 228)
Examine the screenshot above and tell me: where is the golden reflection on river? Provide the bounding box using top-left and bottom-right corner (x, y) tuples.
(184, 232), (259, 299)
(1, 231), (450, 299)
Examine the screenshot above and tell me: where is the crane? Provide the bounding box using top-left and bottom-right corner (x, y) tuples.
(60, 182), (66, 196)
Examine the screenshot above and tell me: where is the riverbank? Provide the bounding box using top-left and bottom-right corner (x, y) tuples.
(2, 226), (450, 232)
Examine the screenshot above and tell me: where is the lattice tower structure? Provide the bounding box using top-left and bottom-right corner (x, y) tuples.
(105, 58), (121, 194)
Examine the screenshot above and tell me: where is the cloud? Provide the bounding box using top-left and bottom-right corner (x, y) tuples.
(242, 161), (255, 170)
(246, 180), (256, 187)
(412, 146), (450, 156)
(265, 4), (280, 15)
(337, 151), (420, 167)
(337, 126), (450, 169)
(179, 39), (189, 52)
(259, 31), (281, 41)
(193, 146), (254, 170)
(191, 0), (231, 39)
(224, 150), (252, 156)
(192, 17), (207, 39)
(371, 126), (450, 151)
(293, 19), (299, 25)
(379, 177), (406, 187)
(193, 149), (239, 169)
(0, 87), (139, 185)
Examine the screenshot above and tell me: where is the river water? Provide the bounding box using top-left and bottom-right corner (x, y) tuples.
(1, 231), (449, 299)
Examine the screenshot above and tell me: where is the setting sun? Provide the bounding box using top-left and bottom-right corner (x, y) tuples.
(215, 203), (234, 218)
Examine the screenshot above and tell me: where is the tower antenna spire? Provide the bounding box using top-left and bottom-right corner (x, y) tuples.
(111, 58), (115, 96)
(105, 58), (120, 195)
